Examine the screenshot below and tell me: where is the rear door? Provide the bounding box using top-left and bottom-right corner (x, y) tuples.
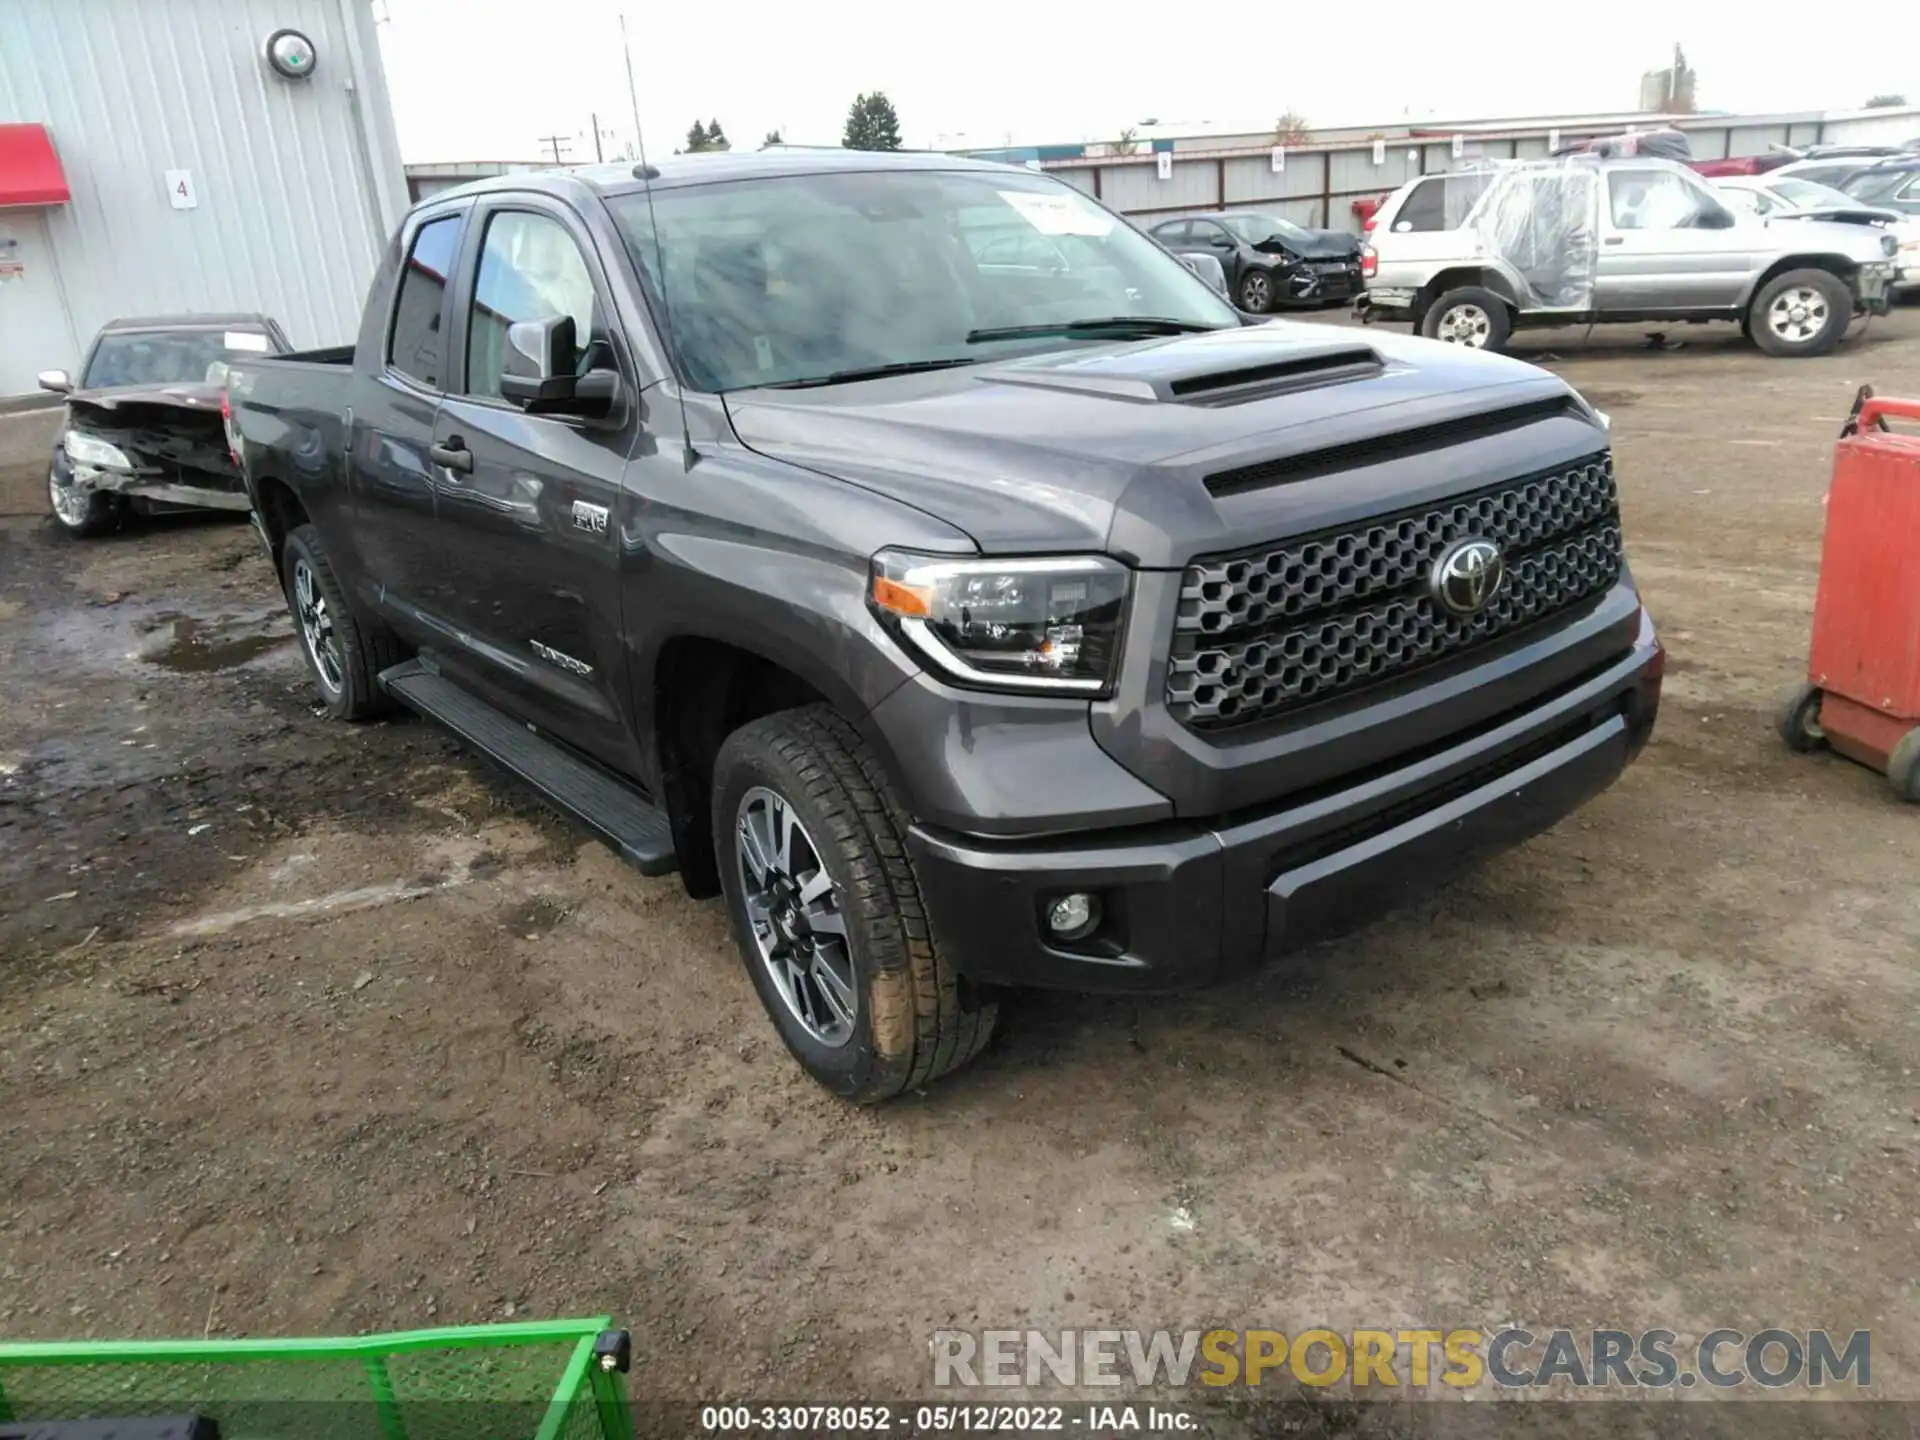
(428, 195), (640, 769)
(349, 204), (466, 631)
(1596, 167), (1755, 311)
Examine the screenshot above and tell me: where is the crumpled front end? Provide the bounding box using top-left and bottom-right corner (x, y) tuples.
(61, 396), (248, 512)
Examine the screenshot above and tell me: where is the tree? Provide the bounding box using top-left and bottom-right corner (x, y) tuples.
(1272, 111), (1310, 145)
(762, 129), (783, 148)
(1865, 94), (1908, 108)
(705, 119), (730, 151)
(1106, 126), (1139, 157)
(684, 120), (730, 153)
(843, 91), (903, 151)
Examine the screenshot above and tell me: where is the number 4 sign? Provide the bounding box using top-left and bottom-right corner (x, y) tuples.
(165, 170), (198, 210)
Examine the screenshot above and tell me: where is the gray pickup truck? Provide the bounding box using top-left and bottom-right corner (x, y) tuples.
(227, 150), (1662, 1101)
(1361, 157), (1900, 356)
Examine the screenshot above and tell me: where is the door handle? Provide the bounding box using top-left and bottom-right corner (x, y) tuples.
(1602, 236), (1624, 245)
(430, 439), (473, 474)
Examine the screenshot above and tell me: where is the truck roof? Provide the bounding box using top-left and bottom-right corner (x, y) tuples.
(427, 148), (1025, 205)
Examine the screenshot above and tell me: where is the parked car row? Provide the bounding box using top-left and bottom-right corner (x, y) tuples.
(1355, 155), (1903, 357)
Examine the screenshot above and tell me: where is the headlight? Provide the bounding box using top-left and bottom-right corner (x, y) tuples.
(869, 550), (1130, 695)
(63, 430), (135, 469)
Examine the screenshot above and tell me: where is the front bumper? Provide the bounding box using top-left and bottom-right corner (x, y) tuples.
(1354, 289), (1416, 323)
(910, 615), (1662, 994)
(66, 459), (250, 512)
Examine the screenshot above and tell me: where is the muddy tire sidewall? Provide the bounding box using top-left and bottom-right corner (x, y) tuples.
(280, 525), (388, 721)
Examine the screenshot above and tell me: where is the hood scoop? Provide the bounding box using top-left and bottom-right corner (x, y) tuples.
(1167, 344), (1383, 405)
(980, 333), (1386, 408)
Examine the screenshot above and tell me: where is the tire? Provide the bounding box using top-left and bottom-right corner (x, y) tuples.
(1887, 728), (1920, 803)
(1777, 682), (1827, 754)
(46, 464), (118, 538)
(712, 705), (998, 1103)
(280, 524), (402, 721)
(1237, 267), (1277, 314)
(1420, 286), (1512, 353)
(1747, 269), (1851, 358)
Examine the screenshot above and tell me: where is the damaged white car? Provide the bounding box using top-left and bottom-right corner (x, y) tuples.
(39, 314), (288, 538)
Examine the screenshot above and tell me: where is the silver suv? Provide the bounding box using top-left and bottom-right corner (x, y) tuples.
(1359, 158), (1899, 357)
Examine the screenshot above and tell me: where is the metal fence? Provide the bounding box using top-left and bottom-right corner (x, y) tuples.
(1045, 115), (1867, 233)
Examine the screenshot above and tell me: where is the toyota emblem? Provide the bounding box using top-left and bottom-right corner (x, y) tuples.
(1431, 538), (1506, 616)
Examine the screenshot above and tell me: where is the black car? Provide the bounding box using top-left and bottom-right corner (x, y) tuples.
(39, 313), (290, 537)
(1149, 211), (1364, 313)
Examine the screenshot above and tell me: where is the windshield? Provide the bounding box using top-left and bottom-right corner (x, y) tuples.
(1220, 213), (1313, 245)
(1773, 177), (1874, 209)
(82, 328), (274, 389)
(610, 168), (1238, 391)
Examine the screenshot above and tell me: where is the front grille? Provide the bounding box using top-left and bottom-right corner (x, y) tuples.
(1166, 454), (1621, 730)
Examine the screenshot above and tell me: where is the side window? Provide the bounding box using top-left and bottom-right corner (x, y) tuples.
(1721, 188), (1764, 215)
(1608, 171), (1711, 229)
(1194, 221), (1231, 247)
(1394, 179), (1446, 232)
(388, 215), (461, 388)
(464, 210), (601, 400)
(1154, 220), (1192, 244)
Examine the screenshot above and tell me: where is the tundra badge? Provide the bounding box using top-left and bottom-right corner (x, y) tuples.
(530, 640), (594, 677)
(572, 500), (610, 534)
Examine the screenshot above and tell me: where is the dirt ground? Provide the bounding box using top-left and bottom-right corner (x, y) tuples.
(3, 312), (1918, 1421)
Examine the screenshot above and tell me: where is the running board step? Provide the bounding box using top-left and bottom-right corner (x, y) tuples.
(379, 659), (677, 876)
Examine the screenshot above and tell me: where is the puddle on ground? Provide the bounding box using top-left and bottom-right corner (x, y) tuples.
(138, 615), (293, 673)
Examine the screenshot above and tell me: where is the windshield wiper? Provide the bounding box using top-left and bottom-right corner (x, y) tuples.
(762, 357), (979, 389)
(965, 317), (1226, 344)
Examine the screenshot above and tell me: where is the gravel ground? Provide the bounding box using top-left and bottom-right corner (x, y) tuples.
(2, 311), (1917, 1424)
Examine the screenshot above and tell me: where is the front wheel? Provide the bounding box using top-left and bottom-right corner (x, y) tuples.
(1420, 286), (1512, 353)
(1237, 268), (1276, 314)
(712, 705), (997, 1103)
(1888, 728), (1920, 803)
(1748, 269), (1851, 358)
(47, 465), (117, 538)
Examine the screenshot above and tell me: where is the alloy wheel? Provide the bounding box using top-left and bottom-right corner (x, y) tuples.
(1766, 287), (1829, 346)
(1435, 303), (1492, 347)
(292, 557), (344, 694)
(735, 785), (856, 1047)
(48, 469), (92, 528)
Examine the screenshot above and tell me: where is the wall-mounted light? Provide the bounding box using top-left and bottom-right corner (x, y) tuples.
(264, 28), (317, 81)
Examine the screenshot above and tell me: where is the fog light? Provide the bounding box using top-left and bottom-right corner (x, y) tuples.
(1046, 892), (1100, 942)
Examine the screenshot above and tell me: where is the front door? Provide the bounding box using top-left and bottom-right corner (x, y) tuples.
(1595, 168), (1756, 311)
(429, 199), (639, 771)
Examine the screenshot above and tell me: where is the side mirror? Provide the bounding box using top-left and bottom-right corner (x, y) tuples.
(1179, 252), (1230, 298)
(37, 369), (72, 394)
(498, 315), (621, 417)
(499, 315), (579, 405)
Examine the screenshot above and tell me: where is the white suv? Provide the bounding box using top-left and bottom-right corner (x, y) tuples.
(1359, 158), (1899, 357)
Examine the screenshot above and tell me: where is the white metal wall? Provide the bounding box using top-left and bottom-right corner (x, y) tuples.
(0, 0), (408, 390)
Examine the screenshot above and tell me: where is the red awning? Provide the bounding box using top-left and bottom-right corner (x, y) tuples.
(0, 124), (70, 207)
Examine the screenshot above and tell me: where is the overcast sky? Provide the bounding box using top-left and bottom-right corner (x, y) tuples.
(374, 0), (1912, 162)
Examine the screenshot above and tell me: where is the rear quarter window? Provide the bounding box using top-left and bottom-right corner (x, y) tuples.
(388, 215), (462, 389)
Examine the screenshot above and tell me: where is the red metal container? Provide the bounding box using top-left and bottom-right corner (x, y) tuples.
(1780, 391), (1920, 800)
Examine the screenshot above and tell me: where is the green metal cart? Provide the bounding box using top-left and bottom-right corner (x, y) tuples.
(0, 1316), (632, 1440)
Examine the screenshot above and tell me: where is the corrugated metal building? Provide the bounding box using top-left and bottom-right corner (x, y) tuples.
(975, 105), (1920, 235)
(0, 0), (407, 397)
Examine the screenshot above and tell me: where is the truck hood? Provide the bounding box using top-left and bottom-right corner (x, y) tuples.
(721, 322), (1608, 566)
